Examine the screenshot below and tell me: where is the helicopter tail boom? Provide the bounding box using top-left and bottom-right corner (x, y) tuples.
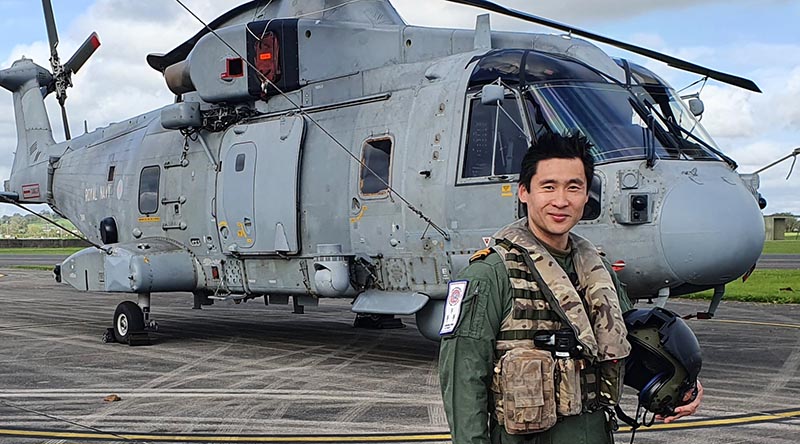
(0, 58), (57, 204)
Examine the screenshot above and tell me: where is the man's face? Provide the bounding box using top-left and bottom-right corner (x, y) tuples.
(518, 157), (589, 250)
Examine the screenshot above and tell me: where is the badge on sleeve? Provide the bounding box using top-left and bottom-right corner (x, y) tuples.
(440, 280), (468, 335)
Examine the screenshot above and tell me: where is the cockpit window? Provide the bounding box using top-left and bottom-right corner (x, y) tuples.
(469, 50), (607, 88)
(528, 83), (720, 163)
(465, 49), (725, 166)
(462, 96), (529, 179)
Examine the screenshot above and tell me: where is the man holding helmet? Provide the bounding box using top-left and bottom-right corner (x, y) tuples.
(438, 132), (703, 444)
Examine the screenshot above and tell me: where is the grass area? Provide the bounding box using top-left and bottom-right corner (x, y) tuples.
(763, 239), (800, 255)
(0, 247), (82, 255)
(8, 265), (55, 271)
(682, 269), (800, 304)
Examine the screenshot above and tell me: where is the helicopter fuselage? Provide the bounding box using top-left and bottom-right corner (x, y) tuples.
(2, 11), (765, 341)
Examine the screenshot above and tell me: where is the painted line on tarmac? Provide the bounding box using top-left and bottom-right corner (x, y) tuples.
(0, 429), (450, 442)
(617, 408), (800, 433)
(710, 319), (800, 330)
(2, 409), (799, 442)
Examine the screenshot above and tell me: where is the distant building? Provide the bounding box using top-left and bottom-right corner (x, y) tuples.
(764, 215), (788, 240)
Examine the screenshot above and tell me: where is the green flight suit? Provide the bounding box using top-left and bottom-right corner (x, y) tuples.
(439, 245), (632, 444)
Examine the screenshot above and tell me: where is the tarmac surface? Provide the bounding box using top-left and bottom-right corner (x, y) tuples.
(757, 254), (800, 269)
(0, 254), (65, 266)
(0, 268), (798, 444)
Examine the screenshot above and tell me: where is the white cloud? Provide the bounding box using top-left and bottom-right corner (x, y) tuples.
(698, 85), (756, 139)
(392, 0), (786, 28)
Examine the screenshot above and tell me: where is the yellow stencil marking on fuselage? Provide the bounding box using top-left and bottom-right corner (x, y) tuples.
(350, 205), (368, 223)
(138, 216), (161, 223)
(501, 184), (513, 197)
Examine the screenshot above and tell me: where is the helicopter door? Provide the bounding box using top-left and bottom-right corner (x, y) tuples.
(219, 142), (257, 250)
(217, 116), (305, 254)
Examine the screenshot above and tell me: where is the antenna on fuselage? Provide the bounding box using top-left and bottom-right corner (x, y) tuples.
(41, 0), (101, 140)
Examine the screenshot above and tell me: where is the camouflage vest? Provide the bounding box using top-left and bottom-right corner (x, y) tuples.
(489, 218), (631, 420)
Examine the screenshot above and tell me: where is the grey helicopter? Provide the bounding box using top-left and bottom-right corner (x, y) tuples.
(0, 0), (768, 344)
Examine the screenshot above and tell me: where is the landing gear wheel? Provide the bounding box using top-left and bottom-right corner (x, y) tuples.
(113, 301), (145, 344)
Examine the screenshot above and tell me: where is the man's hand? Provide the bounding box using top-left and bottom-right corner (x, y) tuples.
(656, 380), (703, 424)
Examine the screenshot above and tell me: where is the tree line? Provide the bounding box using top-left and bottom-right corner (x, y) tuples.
(0, 211), (78, 239)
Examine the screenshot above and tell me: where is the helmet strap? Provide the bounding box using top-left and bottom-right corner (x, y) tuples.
(614, 401), (657, 444)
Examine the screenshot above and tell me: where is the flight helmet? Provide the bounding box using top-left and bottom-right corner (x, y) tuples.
(623, 307), (702, 416)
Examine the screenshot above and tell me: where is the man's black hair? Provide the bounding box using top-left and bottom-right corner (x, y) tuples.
(518, 132), (595, 192)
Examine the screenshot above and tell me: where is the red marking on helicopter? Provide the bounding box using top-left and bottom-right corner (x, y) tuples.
(21, 184), (40, 199)
(89, 32), (100, 49)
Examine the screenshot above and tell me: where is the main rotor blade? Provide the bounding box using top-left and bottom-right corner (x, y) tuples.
(65, 32), (101, 75)
(445, 0), (761, 93)
(59, 102), (71, 141)
(41, 0), (60, 56)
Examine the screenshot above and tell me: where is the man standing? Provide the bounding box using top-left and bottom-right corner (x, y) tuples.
(439, 132), (700, 444)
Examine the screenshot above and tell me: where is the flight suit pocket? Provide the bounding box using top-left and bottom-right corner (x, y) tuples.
(499, 348), (557, 434)
(555, 358), (583, 416)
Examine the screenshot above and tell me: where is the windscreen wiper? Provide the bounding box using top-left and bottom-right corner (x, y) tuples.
(640, 99), (738, 169)
(627, 97), (657, 168)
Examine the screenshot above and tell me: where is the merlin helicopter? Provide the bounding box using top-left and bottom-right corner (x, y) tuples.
(0, 0), (767, 343)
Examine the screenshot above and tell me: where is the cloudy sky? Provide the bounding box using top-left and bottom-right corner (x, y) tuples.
(1, 0), (798, 218)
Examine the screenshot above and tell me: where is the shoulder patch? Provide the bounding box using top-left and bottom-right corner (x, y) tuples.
(470, 248), (492, 263)
(439, 280), (468, 335)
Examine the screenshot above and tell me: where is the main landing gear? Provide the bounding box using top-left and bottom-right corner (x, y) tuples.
(102, 293), (158, 346)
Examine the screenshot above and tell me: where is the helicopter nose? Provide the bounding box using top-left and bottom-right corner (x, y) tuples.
(659, 170), (764, 286)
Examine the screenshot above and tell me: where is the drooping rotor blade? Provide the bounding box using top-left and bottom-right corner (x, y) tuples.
(445, 0), (762, 93)
(41, 0), (60, 56)
(65, 32), (101, 75)
(59, 102), (71, 140)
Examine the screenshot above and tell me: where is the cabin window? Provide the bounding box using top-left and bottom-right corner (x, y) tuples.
(138, 166), (160, 215)
(359, 137), (393, 196)
(107, 165), (116, 182)
(462, 97), (529, 179)
(235, 153), (246, 172)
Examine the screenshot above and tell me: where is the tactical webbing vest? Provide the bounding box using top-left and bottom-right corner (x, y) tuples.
(488, 219), (631, 422)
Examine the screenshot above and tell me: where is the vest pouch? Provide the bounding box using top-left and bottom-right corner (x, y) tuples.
(555, 358), (583, 416)
(597, 360), (625, 406)
(499, 348), (557, 434)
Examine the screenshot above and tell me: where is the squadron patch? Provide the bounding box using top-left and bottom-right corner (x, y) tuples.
(440, 280), (468, 335)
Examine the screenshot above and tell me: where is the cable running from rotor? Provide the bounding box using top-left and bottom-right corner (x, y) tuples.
(0, 399), (138, 443)
(173, 0), (451, 241)
(0, 194), (106, 251)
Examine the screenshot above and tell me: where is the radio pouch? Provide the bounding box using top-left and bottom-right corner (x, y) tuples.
(497, 348), (557, 434)
(555, 358), (584, 416)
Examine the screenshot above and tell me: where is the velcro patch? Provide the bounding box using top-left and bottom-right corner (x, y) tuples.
(440, 280), (468, 335)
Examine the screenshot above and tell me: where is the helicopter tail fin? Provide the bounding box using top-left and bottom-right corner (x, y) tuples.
(1, 58), (57, 203)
